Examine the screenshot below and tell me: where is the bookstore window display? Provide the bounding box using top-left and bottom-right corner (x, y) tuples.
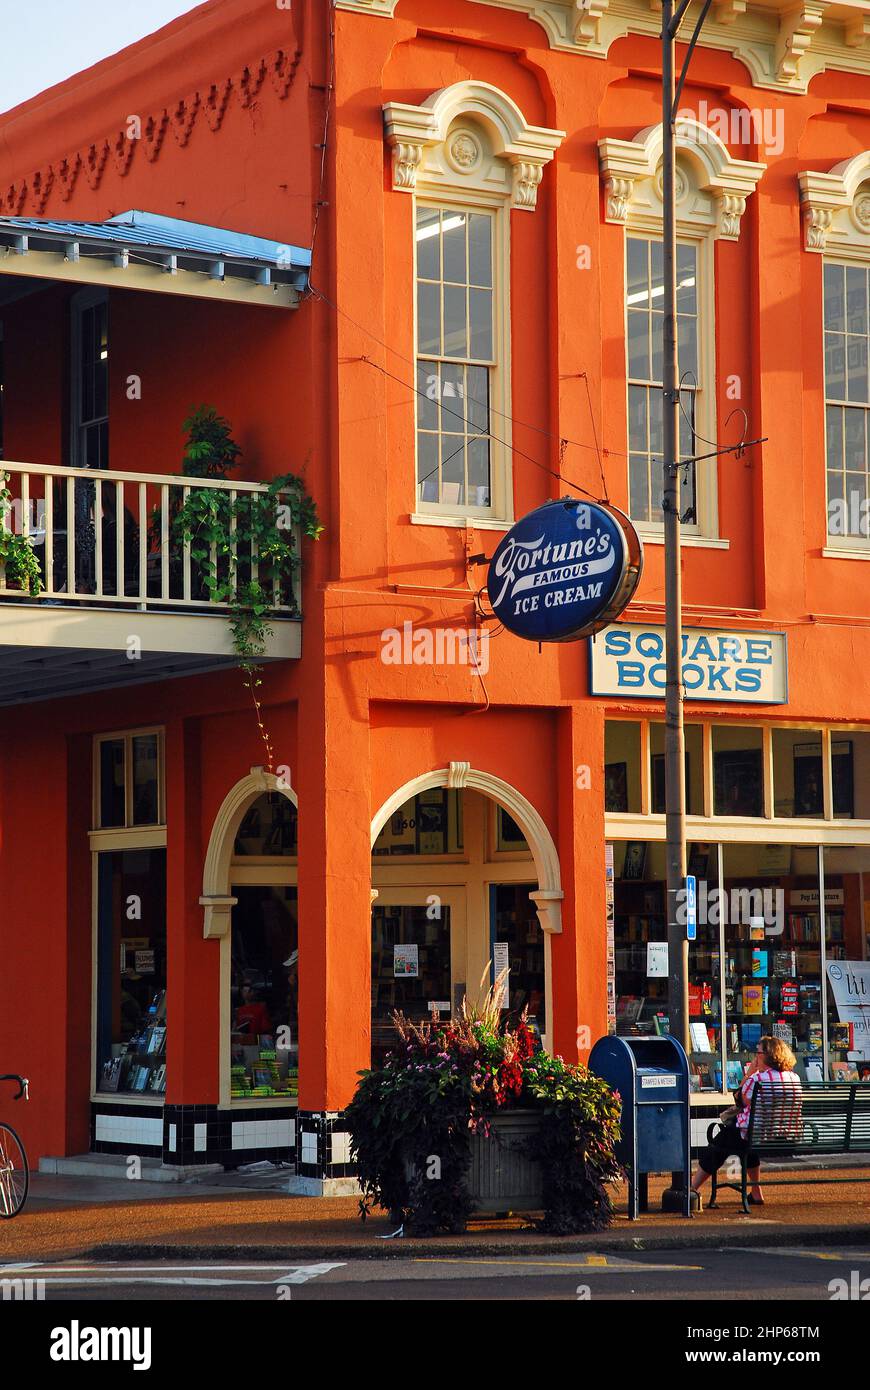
(612, 840), (724, 1092)
(96, 848), (167, 1095)
(371, 903), (452, 1066)
(823, 845), (870, 1081)
(492, 883), (546, 1035)
(721, 843), (823, 1085)
(229, 886), (299, 1101)
(372, 789), (463, 856)
(612, 838), (870, 1091)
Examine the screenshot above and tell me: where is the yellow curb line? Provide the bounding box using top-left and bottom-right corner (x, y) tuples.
(413, 1256), (703, 1270)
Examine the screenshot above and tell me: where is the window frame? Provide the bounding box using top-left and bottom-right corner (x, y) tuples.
(92, 726), (165, 832)
(70, 286), (109, 472)
(412, 189), (513, 530)
(623, 225), (718, 540)
(822, 253), (870, 555)
(603, 716), (870, 835)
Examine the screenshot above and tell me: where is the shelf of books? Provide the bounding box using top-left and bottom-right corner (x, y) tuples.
(614, 870), (860, 1090)
(98, 990), (167, 1095)
(230, 1048), (298, 1100)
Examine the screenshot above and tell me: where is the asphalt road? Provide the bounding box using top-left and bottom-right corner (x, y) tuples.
(3, 1245), (869, 1300)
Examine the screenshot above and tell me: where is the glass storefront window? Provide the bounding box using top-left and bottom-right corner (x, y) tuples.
(713, 725), (763, 817)
(841, 731), (870, 818)
(95, 729), (163, 829)
(131, 734), (159, 826)
(613, 840), (668, 1034)
(372, 790), (463, 856)
(772, 729), (823, 817)
(234, 792), (297, 856)
(99, 738), (126, 828)
(96, 848), (167, 1094)
(230, 887), (298, 1100)
(722, 844), (823, 1085)
(371, 904), (452, 1066)
(686, 844), (722, 1092)
(604, 721), (642, 813)
(649, 722), (704, 815)
(823, 846), (870, 1082)
(492, 883), (546, 1034)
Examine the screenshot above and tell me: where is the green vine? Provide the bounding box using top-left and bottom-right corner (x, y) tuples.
(0, 474), (43, 596)
(169, 409), (322, 768)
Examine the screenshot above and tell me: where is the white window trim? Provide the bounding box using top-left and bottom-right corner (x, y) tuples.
(624, 228), (716, 538)
(812, 254), (870, 554)
(384, 81), (564, 528)
(604, 714), (870, 831)
(601, 119), (765, 541)
(92, 726), (165, 832)
(800, 154), (870, 552)
(413, 191), (511, 525)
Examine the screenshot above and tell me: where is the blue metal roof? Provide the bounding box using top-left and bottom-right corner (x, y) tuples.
(0, 209), (310, 294)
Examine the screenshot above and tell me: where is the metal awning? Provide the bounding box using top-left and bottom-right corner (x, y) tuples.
(0, 209), (310, 308)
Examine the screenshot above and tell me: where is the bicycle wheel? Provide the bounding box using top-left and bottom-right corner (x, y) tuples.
(0, 1124), (28, 1218)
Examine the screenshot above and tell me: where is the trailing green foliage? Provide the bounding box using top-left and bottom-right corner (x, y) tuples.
(0, 475), (42, 596)
(522, 1051), (623, 1234)
(171, 410), (322, 666)
(346, 988), (623, 1237)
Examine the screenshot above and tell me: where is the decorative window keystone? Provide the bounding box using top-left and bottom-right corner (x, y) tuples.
(383, 81), (565, 211)
(799, 152), (870, 252)
(598, 118), (765, 242)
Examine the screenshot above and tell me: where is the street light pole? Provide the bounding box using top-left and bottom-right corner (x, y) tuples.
(661, 0), (689, 1068)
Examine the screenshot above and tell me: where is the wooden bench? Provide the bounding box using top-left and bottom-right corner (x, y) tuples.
(708, 1082), (870, 1214)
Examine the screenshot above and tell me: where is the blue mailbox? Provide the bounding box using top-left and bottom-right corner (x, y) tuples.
(589, 1035), (692, 1219)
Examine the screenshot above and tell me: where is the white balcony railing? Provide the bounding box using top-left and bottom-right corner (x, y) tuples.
(0, 460), (301, 616)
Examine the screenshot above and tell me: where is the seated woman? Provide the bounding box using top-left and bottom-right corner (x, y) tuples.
(691, 1035), (803, 1208)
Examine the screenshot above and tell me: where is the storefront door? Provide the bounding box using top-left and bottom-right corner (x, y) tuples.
(371, 887), (466, 1065)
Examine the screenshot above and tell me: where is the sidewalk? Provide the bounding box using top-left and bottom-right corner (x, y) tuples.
(2, 1166), (869, 1263)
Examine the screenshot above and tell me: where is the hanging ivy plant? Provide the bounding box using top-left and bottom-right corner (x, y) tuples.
(169, 409), (322, 767)
(0, 474), (43, 596)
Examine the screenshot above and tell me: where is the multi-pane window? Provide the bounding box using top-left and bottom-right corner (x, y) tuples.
(74, 293), (109, 470)
(415, 206), (494, 511)
(824, 262), (870, 542)
(95, 729), (164, 829)
(626, 237), (699, 525)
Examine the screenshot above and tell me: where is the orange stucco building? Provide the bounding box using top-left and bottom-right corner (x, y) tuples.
(0, 0), (868, 1190)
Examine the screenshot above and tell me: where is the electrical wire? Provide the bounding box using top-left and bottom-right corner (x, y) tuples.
(309, 4), (335, 275)
(360, 353), (601, 502)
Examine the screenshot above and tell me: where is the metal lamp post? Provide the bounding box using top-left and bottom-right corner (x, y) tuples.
(660, 0), (713, 1212)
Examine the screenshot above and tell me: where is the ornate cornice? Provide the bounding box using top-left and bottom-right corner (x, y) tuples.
(384, 80), (565, 210)
(799, 150), (870, 250)
(334, 0), (400, 13)
(456, 0), (870, 94)
(1, 46), (302, 219)
(599, 117), (766, 240)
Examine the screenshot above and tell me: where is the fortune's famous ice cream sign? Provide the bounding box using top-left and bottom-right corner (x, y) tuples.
(487, 499), (643, 643)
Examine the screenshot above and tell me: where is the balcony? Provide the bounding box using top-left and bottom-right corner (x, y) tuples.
(0, 460), (302, 706)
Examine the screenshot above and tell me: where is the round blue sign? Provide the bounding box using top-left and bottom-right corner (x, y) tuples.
(487, 498), (643, 643)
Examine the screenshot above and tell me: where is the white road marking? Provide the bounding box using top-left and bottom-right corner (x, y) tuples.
(5, 1260), (345, 1289)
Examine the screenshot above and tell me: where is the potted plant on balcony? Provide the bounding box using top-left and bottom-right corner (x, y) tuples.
(169, 406), (321, 766)
(346, 982), (623, 1236)
(0, 473), (42, 596)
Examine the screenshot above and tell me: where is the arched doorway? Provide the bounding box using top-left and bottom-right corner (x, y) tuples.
(201, 768), (298, 1109)
(370, 763), (562, 1060)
